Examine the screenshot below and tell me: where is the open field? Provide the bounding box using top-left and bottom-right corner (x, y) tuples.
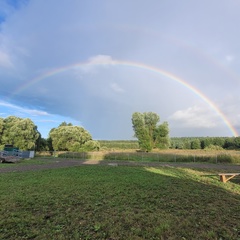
(1, 163), (240, 239)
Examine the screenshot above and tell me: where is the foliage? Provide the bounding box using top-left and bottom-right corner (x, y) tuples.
(132, 112), (170, 151)
(36, 137), (49, 151)
(171, 137), (240, 150)
(1, 166), (240, 239)
(49, 123), (99, 152)
(191, 138), (201, 149)
(0, 116), (39, 150)
(204, 144), (224, 151)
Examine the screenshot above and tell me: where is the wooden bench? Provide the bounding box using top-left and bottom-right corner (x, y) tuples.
(218, 173), (240, 183)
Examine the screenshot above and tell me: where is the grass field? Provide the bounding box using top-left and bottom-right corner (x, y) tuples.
(1, 165), (240, 239)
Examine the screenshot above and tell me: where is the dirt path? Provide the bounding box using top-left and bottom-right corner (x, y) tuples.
(1, 159), (240, 173)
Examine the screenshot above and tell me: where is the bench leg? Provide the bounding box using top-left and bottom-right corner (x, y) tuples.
(220, 175), (227, 183)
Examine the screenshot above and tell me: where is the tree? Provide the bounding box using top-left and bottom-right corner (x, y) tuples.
(0, 116), (39, 150)
(49, 125), (99, 152)
(154, 122), (170, 149)
(58, 121), (73, 127)
(132, 112), (152, 151)
(0, 117), (4, 145)
(234, 137), (240, 149)
(191, 139), (201, 149)
(132, 112), (170, 151)
(36, 136), (51, 151)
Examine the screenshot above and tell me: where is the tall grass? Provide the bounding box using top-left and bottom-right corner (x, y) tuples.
(35, 149), (240, 163)
(103, 152), (240, 163)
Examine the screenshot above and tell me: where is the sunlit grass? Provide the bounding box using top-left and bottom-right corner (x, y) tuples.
(1, 165), (240, 239)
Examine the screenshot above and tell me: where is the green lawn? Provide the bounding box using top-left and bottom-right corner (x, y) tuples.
(1, 165), (240, 239)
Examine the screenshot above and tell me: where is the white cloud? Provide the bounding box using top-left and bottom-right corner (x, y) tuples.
(73, 55), (116, 74)
(110, 83), (125, 93)
(88, 55), (115, 65)
(0, 101), (49, 116)
(169, 105), (219, 128)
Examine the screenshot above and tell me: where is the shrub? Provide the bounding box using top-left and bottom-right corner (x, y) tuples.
(205, 144), (223, 150)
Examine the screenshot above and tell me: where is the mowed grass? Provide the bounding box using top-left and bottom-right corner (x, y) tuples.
(1, 166), (240, 239)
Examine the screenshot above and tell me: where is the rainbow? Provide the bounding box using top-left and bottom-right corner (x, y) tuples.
(9, 58), (238, 137)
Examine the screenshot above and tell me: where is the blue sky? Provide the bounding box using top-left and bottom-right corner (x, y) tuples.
(0, 0), (239, 139)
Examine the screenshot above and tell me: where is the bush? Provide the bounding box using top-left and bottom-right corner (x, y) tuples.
(205, 144), (223, 150)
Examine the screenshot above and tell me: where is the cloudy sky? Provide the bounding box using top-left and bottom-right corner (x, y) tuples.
(0, 0), (239, 139)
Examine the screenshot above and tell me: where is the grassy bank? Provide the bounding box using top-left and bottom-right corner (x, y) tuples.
(1, 165), (240, 239)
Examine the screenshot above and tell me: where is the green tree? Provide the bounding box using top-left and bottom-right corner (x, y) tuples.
(59, 121), (73, 127)
(154, 122), (170, 149)
(1, 116), (39, 150)
(234, 137), (240, 149)
(212, 137), (225, 148)
(201, 137), (213, 149)
(49, 125), (99, 152)
(191, 139), (201, 149)
(132, 112), (170, 151)
(36, 136), (50, 151)
(0, 117), (4, 147)
(132, 112), (153, 151)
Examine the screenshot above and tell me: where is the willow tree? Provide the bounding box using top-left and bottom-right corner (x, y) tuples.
(49, 124), (100, 152)
(132, 112), (170, 151)
(0, 116), (40, 150)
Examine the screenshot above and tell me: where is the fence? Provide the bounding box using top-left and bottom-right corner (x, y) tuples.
(0, 150), (35, 158)
(102, 152), (240, 163)
(34, 151), (240, 164)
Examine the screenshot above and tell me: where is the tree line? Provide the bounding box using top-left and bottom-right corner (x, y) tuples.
(171, 137), (240, 150)
(0, 114), (239, 152)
